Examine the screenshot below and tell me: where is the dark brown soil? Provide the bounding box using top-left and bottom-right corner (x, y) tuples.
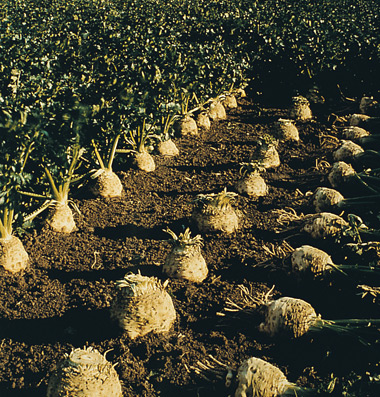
(1, 98), (380, 396)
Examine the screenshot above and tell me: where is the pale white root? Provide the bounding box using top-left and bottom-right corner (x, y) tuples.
(333, 140), (364, 162)
(342, 126), (370, 140)
(274, 119), (299, 142)
(328, 161), (356, 189)
(164, 244), (208, 283)
(223, 94), (238, 110)
(235, 173), (268, 198)
(349, 114), (370, 126)
(110, 273), (176, 339)
(290, 96), (312, 121)
(258, 144), (280, 169)
(291, 245), (335, 277)
(157, 139), (179, 157)
(47, 346), (123, 397)
(301, 212), (348, 239)
(260, 296), (318, 338)
(133, 150), (156, 172)
(0, 235), (29, 273)
(192, 206), (239, 234)
(175, 114), (198, 136)
(312, 187), (344, 212)
(208, 99), (227, 121)
(235, 357), (297, 397)
(196, 112), (211, 130)
(46, 202), (76, 233)
(359, 96), (378, 115)
(90, 169), (123, 198)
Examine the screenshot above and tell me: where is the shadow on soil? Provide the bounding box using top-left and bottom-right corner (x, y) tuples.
(0, 308), (120, 345)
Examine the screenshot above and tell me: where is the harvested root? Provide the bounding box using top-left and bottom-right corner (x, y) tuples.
(349, 113), (370, 126)
(333, 140), (364, 162)
(260, 296), (318, 338)
(192, 188), (239, 234)
(47, 347), (122, 397)
(359, 96), (379, 115)
(274, 119), (299, 142)
(342, 126), (370, 141)
(46, 202), (76, 233)
(90, 169), (123, 198)
(290, 96), (312, 121)
(235, 357), (305, 397)
(328, 161), (356, 189)
(163, 227), (208, 282)
(301, 212), (348, 240)
(110, 272), (176, 339)
(0, 235), (29, 273)
(291, 245), (337, 278)
(312, 187), (344, 212)
(157, 139), (179, 157)
(274, 208), (349, 240)
(222, 285), (380, 343)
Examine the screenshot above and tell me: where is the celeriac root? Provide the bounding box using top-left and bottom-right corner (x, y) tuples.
(46, 202), (76, 233)
(110, 273), (176, 339)
(164, 244), (208, 282)
(90, 169), (123, 198)
(133, 150), (156, 172)
(0, 235), (29, 273)
(157, 139), (179, 156)
(47, 347), (122, 397)
(175, 114), (198, 136)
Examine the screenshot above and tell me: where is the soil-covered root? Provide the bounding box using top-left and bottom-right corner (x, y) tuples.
(291, 245), (336, 278)
(312, 187), (344, 212)
(359, 96), (379, 116)
(90, 169), (123, 198)
(235, 172), (268, 198)
(235, 357), (300, 397)
(175, 114), (198, 136)
(328, 161), (356, 189)
(260, 296), (318, 338)
(196, 111), (211, 130)
(342, 126), (370, 141)
(274, 118), (299, 142)
(301, 212), (349, 240)
(208, 99), (227, 121)
(157, 139), (179, 157)
(110, 273), (176, 339)
(275, 209), (349, 239)
(133, 150), (156, 172)
(333, 140), (364, 162)
(349, 113), (370, 126)
(163, 228), (208, 283)
(0, 235), (28, 273)
(192, 189), (239, 234)
(257, 144), (280, 169)
(47, 346), (123, 397)
(46, 202), (76, 233)
(223, 94), (238, 110)
(290, 96), (312, 121)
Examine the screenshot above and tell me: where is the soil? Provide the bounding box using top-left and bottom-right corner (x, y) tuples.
(1, 97), (380, 396)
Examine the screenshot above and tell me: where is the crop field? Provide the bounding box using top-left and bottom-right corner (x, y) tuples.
(1, 0), (380, 396)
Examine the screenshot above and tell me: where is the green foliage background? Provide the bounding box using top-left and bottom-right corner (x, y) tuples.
(1, 0), (380, 221)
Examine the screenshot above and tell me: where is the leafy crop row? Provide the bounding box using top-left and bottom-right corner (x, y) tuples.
(1, 0), (380, 230)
